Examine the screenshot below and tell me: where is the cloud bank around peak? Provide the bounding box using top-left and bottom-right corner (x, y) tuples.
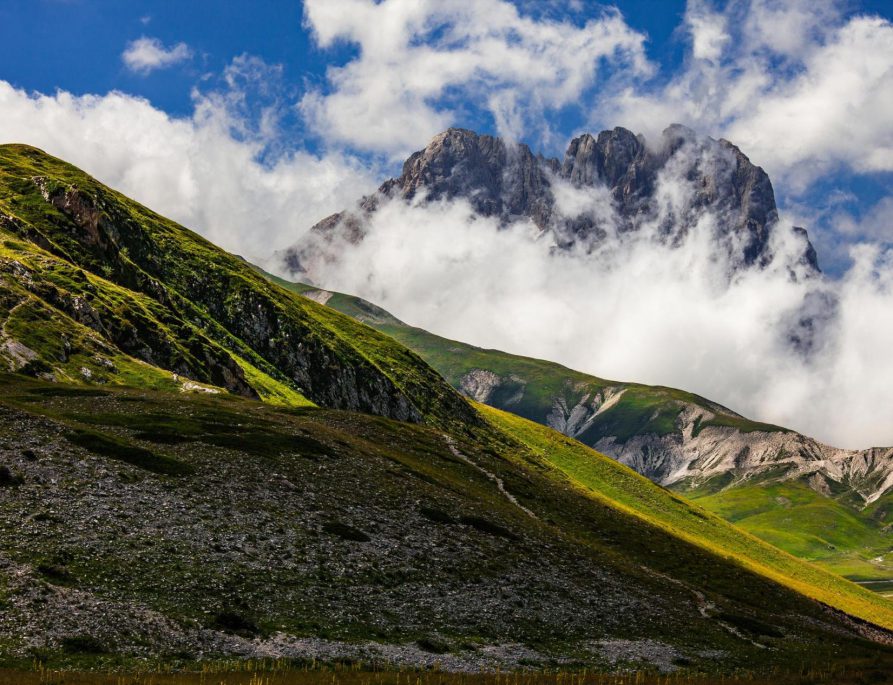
(290, 188), (893, 450)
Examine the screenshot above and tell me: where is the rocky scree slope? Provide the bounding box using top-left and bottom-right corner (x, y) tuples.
(284, 126), (818, 275)
(0, 374), (892, 671)
(264, 273), (893, 585)
(0, 144), (474, 429)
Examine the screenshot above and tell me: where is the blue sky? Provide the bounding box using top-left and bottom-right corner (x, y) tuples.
(0, 1), (685, 124)
(0, 0), (891, 272)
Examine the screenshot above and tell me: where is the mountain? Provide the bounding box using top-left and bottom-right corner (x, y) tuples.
(284, 126), (819, 276)
(1, 143), (892, 673)
(0, 144), (472, 428)
(265, 275), (893, 590)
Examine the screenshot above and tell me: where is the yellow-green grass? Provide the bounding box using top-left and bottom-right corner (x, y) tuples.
(3, 664), (891, 685)
(0, 232), (314, 406)
(478, 403), (893, 631)
(688, 482), (893, 582)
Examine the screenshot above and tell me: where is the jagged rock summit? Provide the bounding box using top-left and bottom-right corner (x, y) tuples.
(287, 125), (819, 274)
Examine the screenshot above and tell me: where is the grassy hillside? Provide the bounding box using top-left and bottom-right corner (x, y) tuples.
(1, 144), (892, 675)
(0, 373), (891, 674)
(0, 144), (473, 429)
(688, 482), (893, 585)
(268, 277), (892, 588)
(480, 405), (893, 630)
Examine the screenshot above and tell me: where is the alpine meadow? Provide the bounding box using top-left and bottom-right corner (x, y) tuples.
(0, 1), (892, 683)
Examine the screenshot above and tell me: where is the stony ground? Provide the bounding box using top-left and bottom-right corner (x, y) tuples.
(0, 377), (889, 673)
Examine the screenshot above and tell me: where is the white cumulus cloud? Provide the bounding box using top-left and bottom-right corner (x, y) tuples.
(122, 37), (193, 75)
(301, 0), (652, 155)
(0, 78), (376, 261)
(597, 1), (893, 189)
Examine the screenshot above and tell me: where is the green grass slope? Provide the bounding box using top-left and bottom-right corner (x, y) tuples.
(478, 404), (893, 631)
(0, 373), (890, 673)
(266, 278), (892, 588)
(688, 482), (893, 583)
(0, 144), (473, 428)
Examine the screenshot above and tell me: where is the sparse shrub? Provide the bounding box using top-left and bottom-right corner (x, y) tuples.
(19, 359), (53, 377)
(416, 637), (450, 654)
(0, 465), (23, 487)
(60, 635), (107, 654)
(420, 505), (456, 524)
(36, 563), (72, 583)
(65, 429), (194, 476)
(212, 611), (260, 637)
(717, 612), (784, 638)
(459, 515), (517, 540)
(323, 521), (371, 542)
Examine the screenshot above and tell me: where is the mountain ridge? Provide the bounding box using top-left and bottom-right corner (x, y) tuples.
(285, 125), (820, 276)
(0, 143), (475, 429)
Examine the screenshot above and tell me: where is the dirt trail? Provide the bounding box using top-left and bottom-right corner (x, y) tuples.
(442, 435), (538, 520)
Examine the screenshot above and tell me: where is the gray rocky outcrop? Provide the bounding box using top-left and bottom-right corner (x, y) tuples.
(287, 126), (819, 274)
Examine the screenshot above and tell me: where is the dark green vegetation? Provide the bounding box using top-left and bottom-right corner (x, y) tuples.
(266, 278), (893, 589)
(0, 144), (892, 676)
(5, 663), (893, 685)
(0, 143), (472, 428)
(0, 373), (892, 675)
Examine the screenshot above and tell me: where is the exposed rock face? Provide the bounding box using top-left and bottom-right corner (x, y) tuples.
(543, 382), (893, 504)
(459, 369), (503, 403)
(289, 126), (819, 274)
(453, 369), (893, 505)
(381, 129), (555, 227)
(597, 421), (893, 505)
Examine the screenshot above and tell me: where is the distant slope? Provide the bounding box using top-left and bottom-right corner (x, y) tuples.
(265, 276), (893, 586)
(0, 144), (473, 429)
(0, 373), (891, 672)
(689, 483), (893, 586)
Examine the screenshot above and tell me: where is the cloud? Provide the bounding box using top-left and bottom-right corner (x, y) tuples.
(686, 2), (730, 61)
(122, 37), (193, 74)
(287, 181), (893, 449)
(595, 1), (893, 189)
(832, 195), (893, 243)
(0, 76), (376, 261)
(300, 0), (652, 155)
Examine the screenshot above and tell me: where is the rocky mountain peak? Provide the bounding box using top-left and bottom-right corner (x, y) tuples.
(379, 127), (553, 227)
(561, 126), (647, 190)
(292, 125), (819, 274)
